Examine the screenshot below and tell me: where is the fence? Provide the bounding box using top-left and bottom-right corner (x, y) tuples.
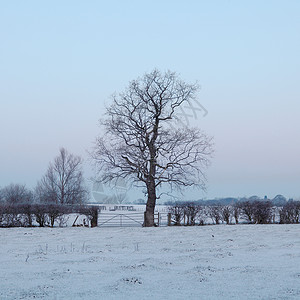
(97, 211), (168, 227)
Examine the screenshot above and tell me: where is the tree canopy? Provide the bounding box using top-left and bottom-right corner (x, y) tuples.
(92, 70), (213, 226)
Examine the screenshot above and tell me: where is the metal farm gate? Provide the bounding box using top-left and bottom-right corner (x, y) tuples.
(97, 211), (166, 227)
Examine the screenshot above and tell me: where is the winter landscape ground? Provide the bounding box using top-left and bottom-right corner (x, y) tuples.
(1, 225), (300, 300)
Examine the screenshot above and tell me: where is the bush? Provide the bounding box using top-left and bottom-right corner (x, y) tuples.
(239, 201), (273, 224)
(0, 205), (22, 227)
(206, 205), (222, 224)
(279, 201), (300, 224)
(183, 202), (200, 226)
(221, 206), (232, 224)
(168, 203), (185, 226)
(47, 204), (69, 227)
(239, 201), (256, 223)
(168, 202), (206, 226)
(32, 205), (49, 227)
(252, 201), (272, 224)
(233, 203), (241, 224)
(0, 203), (95, 227)
(77, 205), (98, 227)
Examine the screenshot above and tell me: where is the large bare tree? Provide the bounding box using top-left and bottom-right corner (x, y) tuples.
(36, 148), (87, 205)
(92, 70), (213, 226)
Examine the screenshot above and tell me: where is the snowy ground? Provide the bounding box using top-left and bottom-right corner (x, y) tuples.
(1, 225), (300, 300)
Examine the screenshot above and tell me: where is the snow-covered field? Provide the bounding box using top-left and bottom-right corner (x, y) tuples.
(1, 225), (300, 300)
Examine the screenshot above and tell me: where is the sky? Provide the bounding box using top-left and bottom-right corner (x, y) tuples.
(0, 0), (299, 200)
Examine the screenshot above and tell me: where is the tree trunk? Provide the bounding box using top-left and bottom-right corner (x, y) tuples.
(90, 206), (98, 227)
(144, 180), (156, 227)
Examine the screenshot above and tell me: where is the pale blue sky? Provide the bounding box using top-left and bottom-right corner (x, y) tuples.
(0, 0), (299, 199)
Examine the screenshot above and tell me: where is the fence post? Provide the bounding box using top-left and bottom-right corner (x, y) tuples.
(143, 211), (146, 227)
(168, 213), (171, 226)
(91, 206), (98, 228)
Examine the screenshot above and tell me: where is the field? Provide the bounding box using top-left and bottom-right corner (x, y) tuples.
(1, 225), (300, 299)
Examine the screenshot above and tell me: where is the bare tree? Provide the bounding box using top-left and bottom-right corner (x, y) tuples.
(279, 201), (300, 224)
(240, 201), (256, 223)
(33, 205), (49, 227)
(36, 148), (88, 205)
(197, 205), (207, 225)
(19, 204), (34, 227)
(1, 183), (32, 205)
(184, 202), (200, 226)
(239, 200), (273, 224)
(252, 201), (272, 224)
(47, 204), (66, 227)
(92, 70), (213, 226)
(207, 205), (222, 224)
(221, 205), (232, 224)
(168, 203), (185, 226)
(233, 202), (241, 224)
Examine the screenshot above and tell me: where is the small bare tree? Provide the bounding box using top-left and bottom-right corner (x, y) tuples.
(252, 201), (272, 224)
(1, 184), (32, 205)
(36, 148), (88, 205)
(197, 205), (207, 225)
(279, 201), (300, 224)
(184, 202), (200, 226)
(240, 201), (256, 223)
(233, 202), (241, 224)
(0, 184), (33, 227)
(207, 205), (222, 224)
(221, 205), (232, 224)
(19, 204), (34, 227)
(33, 205), (49, 227)
(79, 206), (98, 227)
(168, 203), (185, 226)
(47, 204), (66, 227)
(92, 70), (213, 226)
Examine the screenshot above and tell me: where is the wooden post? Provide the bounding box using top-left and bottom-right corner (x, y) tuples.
(91, 206), (98, 228)
(168, 213), (171, 226)
(143, 211), (146, 227)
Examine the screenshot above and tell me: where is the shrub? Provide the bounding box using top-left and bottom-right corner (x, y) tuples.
(184, 202), (200, 226)
(168, 203), (185, 226)
(221, 206), (232, 224)
(252, 201), (272, 224)
(32, 204), (49, 227)
(207, 205), (222, 224)
(279, 201), (300, 224)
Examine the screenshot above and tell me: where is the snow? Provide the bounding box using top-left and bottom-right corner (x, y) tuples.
(1, 225), (300, 299)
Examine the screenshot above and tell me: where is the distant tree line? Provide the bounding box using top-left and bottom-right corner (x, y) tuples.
(165, 194), (291, 208)
(168, 199), (300, 226)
